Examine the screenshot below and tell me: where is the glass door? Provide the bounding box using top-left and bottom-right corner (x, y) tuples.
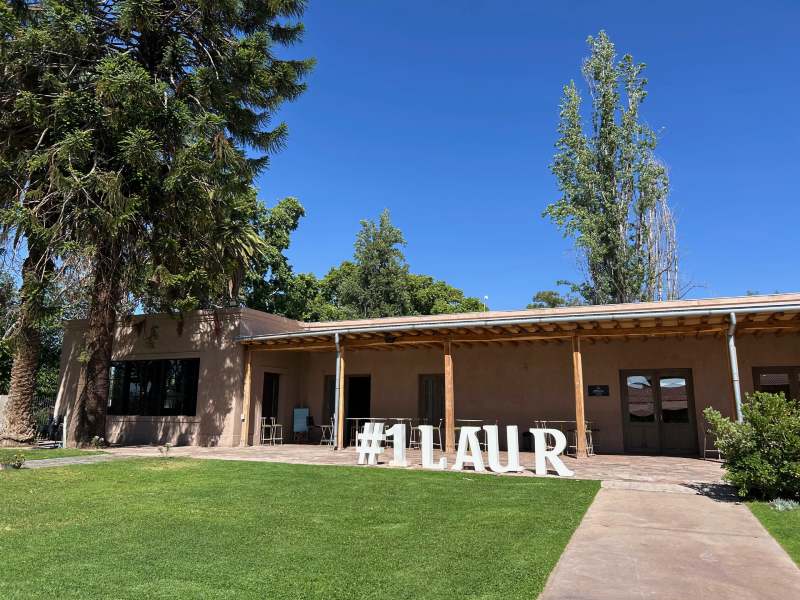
(621, 372), (660, 453)
(658, 371), (697, 455)
(621, 369), (697, 455)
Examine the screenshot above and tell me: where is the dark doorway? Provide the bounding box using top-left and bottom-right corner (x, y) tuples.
(621, 369), (697, 455)
(419, 374), (445, 427)
(262, 373), (280, 421)
(345, 375), (371, 445)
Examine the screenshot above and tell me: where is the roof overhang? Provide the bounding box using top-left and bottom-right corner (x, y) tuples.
(237, 294), (800, 352)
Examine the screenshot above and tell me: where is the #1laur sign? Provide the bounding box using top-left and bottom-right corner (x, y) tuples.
(356, 423), (574, 477)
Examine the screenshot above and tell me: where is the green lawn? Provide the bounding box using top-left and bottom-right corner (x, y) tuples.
(0, 447), (104, 463)
(0, 459), (598, 599)
(750, 502), (800, 565)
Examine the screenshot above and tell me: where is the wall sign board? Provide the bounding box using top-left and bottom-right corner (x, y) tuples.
(588, 385), (609, 397)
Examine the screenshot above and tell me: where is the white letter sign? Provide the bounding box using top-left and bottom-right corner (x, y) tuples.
(418, 425), (447, 470)
(384, 423), (407, 467)
(530, 428), (574, 477)
(357, 422), (385, 465)
(451, 426), (485, 472)
(484, 425), (524, 473)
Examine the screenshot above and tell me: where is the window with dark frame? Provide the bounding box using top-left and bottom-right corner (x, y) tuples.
(753, 366), (800, 401)
(109, 358), (200, 416)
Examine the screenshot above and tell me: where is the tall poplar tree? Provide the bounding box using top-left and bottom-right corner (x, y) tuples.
(544, 31), (679, 305)
(0, 1), (312, 443)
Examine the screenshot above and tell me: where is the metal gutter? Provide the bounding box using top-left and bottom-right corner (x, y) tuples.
(236, 302), (800, 343)
(332, 333), (342, 449)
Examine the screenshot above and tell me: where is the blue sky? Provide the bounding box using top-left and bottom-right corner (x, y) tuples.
(257, 1), (800, 310)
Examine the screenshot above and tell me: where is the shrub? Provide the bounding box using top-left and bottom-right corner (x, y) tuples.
(704, 392), (800, 500)
(1, 452), (26, 469)
(770, 498), (799, 512)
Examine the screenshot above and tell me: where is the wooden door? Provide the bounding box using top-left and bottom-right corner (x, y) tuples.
(418, 374), (445, 427)
(621, 369), (697, 455)
(262, 373), (280, 420)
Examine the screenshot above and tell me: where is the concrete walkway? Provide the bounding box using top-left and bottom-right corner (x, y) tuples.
(540, 486), (800, 600)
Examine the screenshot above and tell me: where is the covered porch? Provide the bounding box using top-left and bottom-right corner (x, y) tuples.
(236, 297), (800, 457)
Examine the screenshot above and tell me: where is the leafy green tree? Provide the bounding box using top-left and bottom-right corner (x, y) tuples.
(0, 1), (311, 443)
(407, 274), (484, 315)
(263, 210), (485, 321)
(544, 31), (679, 305)
(344, 209), (411, 318)
(245, 197), (306, 315)
(527, 288), (582, 309)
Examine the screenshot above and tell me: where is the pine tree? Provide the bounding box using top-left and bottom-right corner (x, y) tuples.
(0, 1), (312, 443)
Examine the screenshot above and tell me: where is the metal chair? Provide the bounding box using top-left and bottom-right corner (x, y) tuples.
(260, 416), (273, 445)
(567, 421), (594, 457)
(433, 418), (444, 450)
(261, 416), (283, 446)
(272, 418), (284, 445)
(319, 418), (334, 446)
(408, 418), (422, 449)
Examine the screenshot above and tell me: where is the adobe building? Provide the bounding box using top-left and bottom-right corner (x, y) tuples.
(56, 293), (800, 455)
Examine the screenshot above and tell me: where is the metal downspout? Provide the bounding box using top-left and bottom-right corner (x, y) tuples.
(333, 332), (341, 450)
(727, 313), (743, 423)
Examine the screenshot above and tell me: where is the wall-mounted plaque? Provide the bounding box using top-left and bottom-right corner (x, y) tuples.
(587, 385), (609, 397)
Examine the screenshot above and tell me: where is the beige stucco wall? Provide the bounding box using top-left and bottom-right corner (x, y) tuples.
(60, 310), (251, 447)
(58, 305), (799, 452)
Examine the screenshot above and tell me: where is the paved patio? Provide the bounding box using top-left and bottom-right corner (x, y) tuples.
(107, 443), (724, 490)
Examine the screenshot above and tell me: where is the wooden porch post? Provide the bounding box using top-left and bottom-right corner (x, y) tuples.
(571, 336), (588, 458)
(240, 346), (253, 447)
(336, 345), (346, 450)
(444, 340), (455, 453)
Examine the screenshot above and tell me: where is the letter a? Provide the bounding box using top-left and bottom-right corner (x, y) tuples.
(451, 426), (485, 472)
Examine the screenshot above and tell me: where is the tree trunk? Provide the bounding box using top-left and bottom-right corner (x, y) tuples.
(0, 255), (45, 446)
(1, 323), (39, 445)
(73, 241), (122, 445)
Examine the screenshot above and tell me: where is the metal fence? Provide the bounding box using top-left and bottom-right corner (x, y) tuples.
(32, 394), (60, 442)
